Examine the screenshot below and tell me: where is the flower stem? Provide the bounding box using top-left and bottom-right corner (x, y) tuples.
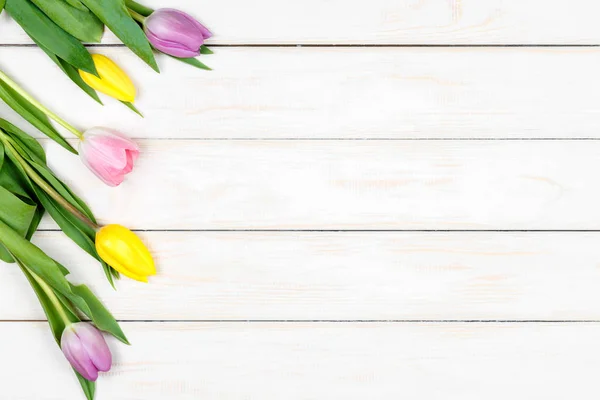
(14, 258), (74, 326)
(128, 8), (147, 24)
(0, 70), (84, 140)
(125, 0), (154, 17)
(30, 268), (74, 326)
(0, 133), (98, 230)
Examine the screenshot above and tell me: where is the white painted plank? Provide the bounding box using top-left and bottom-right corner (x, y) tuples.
(1, 0), (600, 44)
(30, 139), (600, 230)
(2, 47), (600, 139)
(3, 322), (599, 399)
(2, 232), (600, 320)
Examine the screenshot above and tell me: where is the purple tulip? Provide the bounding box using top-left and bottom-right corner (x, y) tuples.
(61, 323), (112, 381)
(144, 9), (212, 58)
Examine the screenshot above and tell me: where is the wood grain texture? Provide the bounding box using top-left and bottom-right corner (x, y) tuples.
(4, 322), (600, 399)
(31, 139), (600, 230)
(1, 0), (600, 44)
(1, 232), (600, 321)
(2, 47), (600, 139)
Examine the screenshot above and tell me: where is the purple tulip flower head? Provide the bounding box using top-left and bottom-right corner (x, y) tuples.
(144, 9), (212, 58)
(61, 322), (112, 381)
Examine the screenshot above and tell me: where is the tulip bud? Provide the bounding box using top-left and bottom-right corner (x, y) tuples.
(144, 9), (212, 58)
(79, 54), (136, 102)
(79, 127), (139, 187)
(96, 224), (156, 282)
(61, 322), (112, 382)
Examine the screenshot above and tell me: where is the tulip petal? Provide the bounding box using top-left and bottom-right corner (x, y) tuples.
(79, 128), (139, 187)
(61, 328), (99, 381)
(145, 9), (211, 58)
(79, 54), (136, 102)
(96, 225), (156, 282)
(76, 324), (112, 372)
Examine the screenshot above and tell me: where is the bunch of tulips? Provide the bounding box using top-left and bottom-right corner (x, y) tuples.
(0, 0), (213, 398)
(1, 0), (213, 106)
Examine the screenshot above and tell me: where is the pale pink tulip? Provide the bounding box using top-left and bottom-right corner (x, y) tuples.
(79, 127), (139, 187)
(61, 322), (112, 381)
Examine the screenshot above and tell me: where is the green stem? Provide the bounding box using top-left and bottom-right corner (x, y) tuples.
(128, 8), (147, 24)
(15, 259), (73, 326)
(30, 269), (73, 326)
(0, 70), (84, 140)
(125, 0), (154, 17)
(0, 133), (98, 230)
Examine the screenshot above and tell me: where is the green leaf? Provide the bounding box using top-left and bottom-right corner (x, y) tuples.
(0, 186), (39, 239)
(16, 260), (96, 400)
(0, 218), (78, 302)
(30, 0), (104, 43)
(0, 119), (46, 163)
(79, 0), (159, 72)
(124, 0), (153, 17)
(30, 161), (95, 225)
(32, 37), (103, 104)
(169, 55), (212, 71)
(0, 154), (30, 199)
(0, 80), (77, 154)
(5, 0), (96, 74)
(76, 373), (96, 400)
(64, 0), (88, 11)
(200, 45), (213, 55)
(71, 284), (129, 344)
(0, 0), (5, 14)
(120, 101), (143, 117)
(18, 261), (77, 342)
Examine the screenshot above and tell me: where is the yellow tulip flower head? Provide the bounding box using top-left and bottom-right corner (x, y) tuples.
(96, 224), (156, 282)
(79, 54), (136, 102)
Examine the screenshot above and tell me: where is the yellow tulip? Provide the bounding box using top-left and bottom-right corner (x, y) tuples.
(79, 54), (136, 102)
(95, 224), (156, 282)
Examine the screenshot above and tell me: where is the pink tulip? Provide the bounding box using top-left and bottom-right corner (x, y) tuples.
(144, 9), (212, 58)
(61, 322), (112, 381)
(79, 127), (139, 187)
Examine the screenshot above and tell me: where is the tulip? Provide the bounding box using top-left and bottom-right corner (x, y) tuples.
(96, 224), (156, 282)
(61, 323), (112, 382)
(79, 127), (139, 187)
(79, 54), (136, 102)
(144, 9), (212, 58)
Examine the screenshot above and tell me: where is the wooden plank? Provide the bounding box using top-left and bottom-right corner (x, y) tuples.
(1, 0), (600, 44)
(2, 232), (600, 320)
(2, 47), (600, 140)
(29, 139), (600, 230)
(3, 322), (600, 399)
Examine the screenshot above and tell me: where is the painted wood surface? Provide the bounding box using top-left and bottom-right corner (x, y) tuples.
(4, 322), (600, 399)
(1, 0), (600, 44)
(31, 139), (600, 230)
(2, 47), (600, 139)
(0, 1), (598, 399)
(1, 232), (600, 321)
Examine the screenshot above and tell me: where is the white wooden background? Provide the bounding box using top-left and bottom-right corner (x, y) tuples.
(1, 0), (600, 398)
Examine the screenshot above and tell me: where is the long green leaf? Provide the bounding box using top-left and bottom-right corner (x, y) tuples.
(30, 0), (104, 42)
(71, 284), (129, 344)
(32, 37), (103, 104)
(79, 0), (159, 72)
(17, 260), (96, 400)
(124, 0), (153, 17)
(0, 120), (46, 163)
(0, 81), (76, 154)
(5, 0), (96, 74)
(76, 373), (96, 400)
(64, 0), (87, 11)
(0, 0), (5, 14)
(169, 55), (211, 71)
(0, 186), (38, 239)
